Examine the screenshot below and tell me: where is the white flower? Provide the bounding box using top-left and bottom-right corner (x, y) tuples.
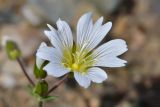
(36, 12), (128, 88)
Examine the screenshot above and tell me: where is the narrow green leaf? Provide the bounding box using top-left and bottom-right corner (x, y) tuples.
(40, 96), (58, 102)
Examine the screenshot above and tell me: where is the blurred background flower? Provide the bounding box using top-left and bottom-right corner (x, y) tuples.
(0, 0), (160, 107)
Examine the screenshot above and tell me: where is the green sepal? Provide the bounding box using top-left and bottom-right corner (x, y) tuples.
(34, 63), (40, 78)
(34, 63), (47, 79)
(5, 41), (21, 60)
(33, 80), (48, 96)
(34, 61), (48, 79)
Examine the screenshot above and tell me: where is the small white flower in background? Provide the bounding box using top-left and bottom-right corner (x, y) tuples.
(36, 12), (128, 88)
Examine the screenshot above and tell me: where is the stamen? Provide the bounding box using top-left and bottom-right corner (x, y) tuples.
(62, 44), (95, 74)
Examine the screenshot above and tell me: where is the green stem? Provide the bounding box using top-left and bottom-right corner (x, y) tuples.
(38, 101), (43, 107)
(17, 57), (35, 86)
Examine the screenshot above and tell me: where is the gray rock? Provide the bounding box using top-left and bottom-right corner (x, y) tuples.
(22, 0), (120, 25)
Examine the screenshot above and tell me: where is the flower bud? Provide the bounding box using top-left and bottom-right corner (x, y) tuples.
(5, 40), (21, 60)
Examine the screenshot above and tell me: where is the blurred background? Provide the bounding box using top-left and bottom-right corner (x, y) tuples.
(0, 0), (160, 107)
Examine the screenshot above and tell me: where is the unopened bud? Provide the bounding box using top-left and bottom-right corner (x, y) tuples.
(5, 40), (21, 60)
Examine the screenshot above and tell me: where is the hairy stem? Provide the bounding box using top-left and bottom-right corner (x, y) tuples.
(17, 57), (35, 86)
(47, 74), (69, 95)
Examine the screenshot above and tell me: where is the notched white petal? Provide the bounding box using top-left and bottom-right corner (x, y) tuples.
(47, 24), (56, 31)
(95, 57), (127, 67)
(74, 72), (91, 88)
(39, 42), (47, 47)
(87, 67), (107, 83)
(86, 21), (112, 50)
(93, 39), (127, 67)
(44, 29), (64, 53)
(45, 30), (59, 46)
(93, 17), (104, 30)
(93, 39), (128, 59)
(77, 12), (93, 46)
(56, 19), (73, 48)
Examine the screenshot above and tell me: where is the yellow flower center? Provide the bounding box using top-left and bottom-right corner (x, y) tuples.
(62, 45), (95, 73)
(71, 63), (79, 71)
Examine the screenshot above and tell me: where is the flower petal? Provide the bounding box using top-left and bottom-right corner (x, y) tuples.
(36, 45), (62, 63)
(93, 39), (128, 58)
(94, 57), (127, 67)
(44, 30), (62, 52)
(87, 67), (107, 83)
(74, 72), (91, 88)
(44, 62), (69, 77)
(56, 19), (73, 48)
(44, 22), (73, 52)
(36, 42), (47, 68)
(76, 12), (93, 48)
(76, 12), (112, 52)
(85, 21), (112, 51)
(93, 39), (128, 67)
(92, 17), (104, 31)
